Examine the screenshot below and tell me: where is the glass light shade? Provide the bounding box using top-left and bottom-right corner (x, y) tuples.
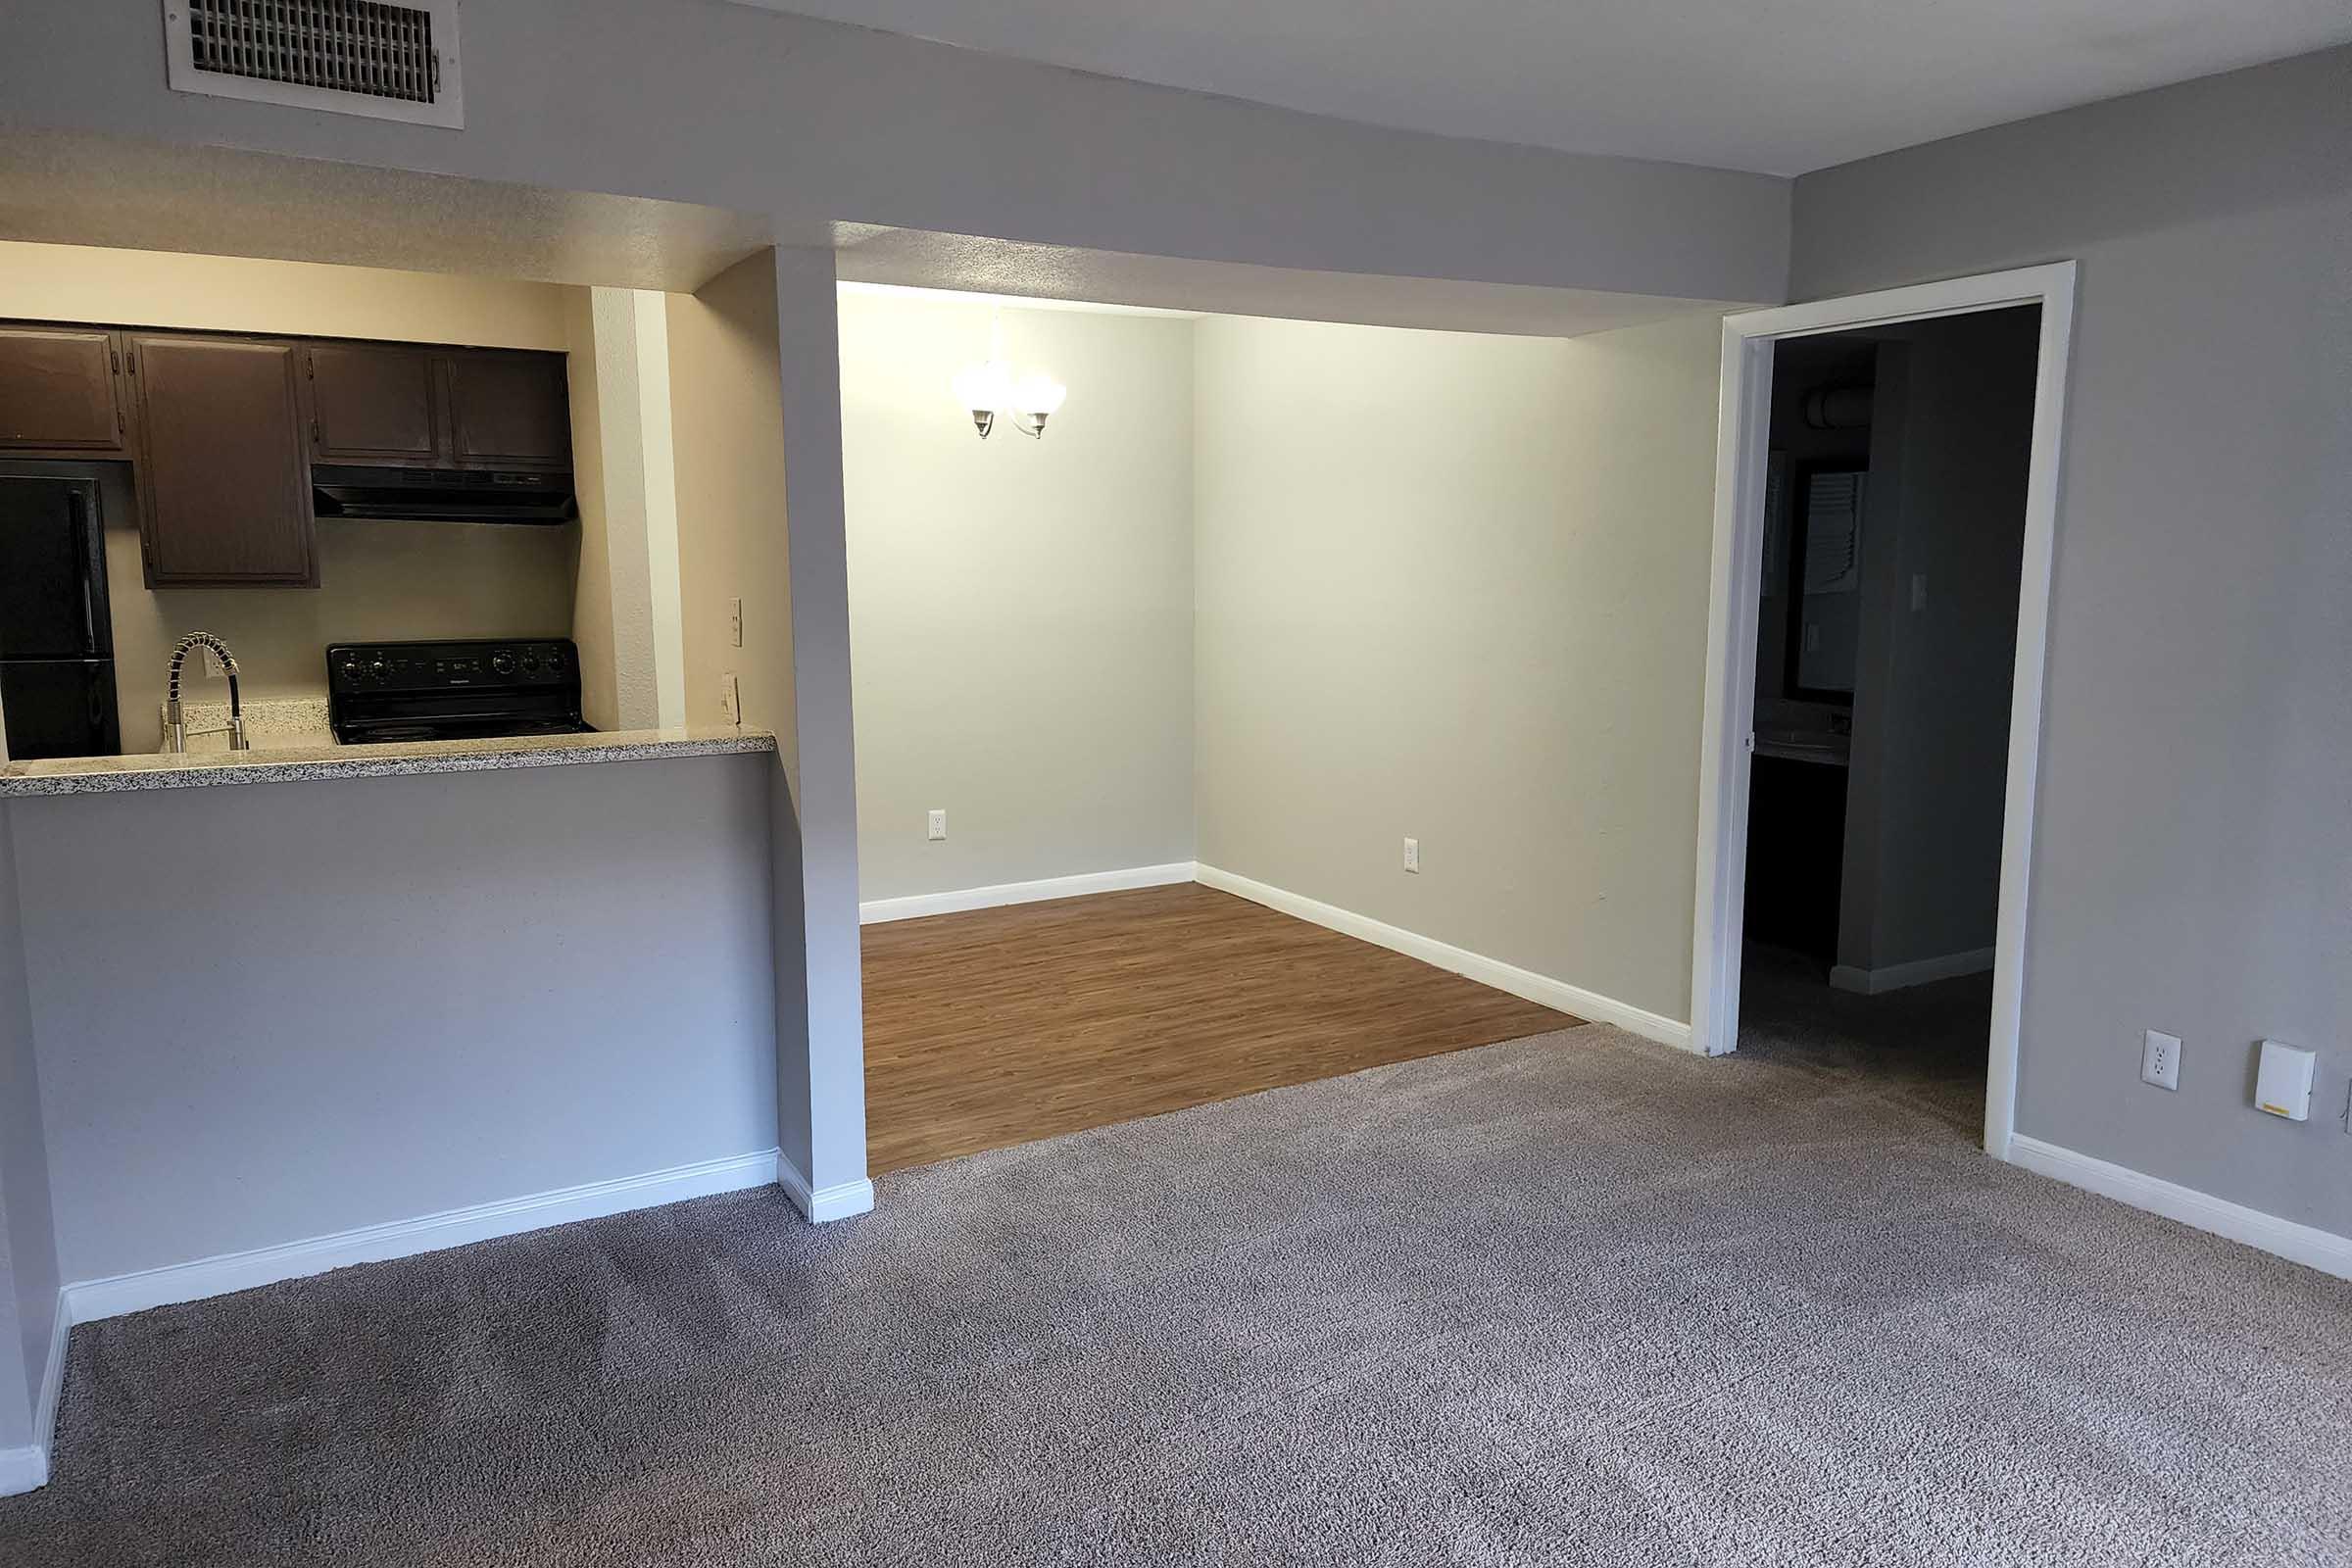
(1012, 373), (1068, 416)
(952, 359), (1015, 413)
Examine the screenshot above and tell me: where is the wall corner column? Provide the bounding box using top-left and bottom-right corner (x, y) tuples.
(0, 802), (65, 1491)
(769, 246), (870, 1215)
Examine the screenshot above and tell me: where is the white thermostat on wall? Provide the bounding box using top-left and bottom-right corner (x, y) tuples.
(2252, 1040), (2317, 1122)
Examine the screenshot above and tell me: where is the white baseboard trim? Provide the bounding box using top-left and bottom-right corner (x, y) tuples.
(2007, 1135), (2352, 1282)
(776, 1158), (876, 1223)
(1194, 863), (1692, 1053)
(859, 861), (1197, 925)
(0, 1444), (42, 1498)
(0, 1286), (76, 1495)
(1829, 947), (1995, 996)
(63, 1148), (783, 1326)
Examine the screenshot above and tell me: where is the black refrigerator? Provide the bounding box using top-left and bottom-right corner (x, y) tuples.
(0, 473), (121, 760)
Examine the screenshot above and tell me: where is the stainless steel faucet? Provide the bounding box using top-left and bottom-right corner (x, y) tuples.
(165, 632), (248, 754)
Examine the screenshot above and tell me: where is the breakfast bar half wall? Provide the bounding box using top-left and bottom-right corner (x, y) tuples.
(0, 734), (872, 1374)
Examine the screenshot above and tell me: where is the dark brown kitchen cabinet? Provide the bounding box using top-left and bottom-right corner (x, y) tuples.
(441, 349), (571, 468)
(127, 334), (317, 587)
(0, 324), (130, 455)
(298, 341), (570, 470)
(303, 341), (441, 464)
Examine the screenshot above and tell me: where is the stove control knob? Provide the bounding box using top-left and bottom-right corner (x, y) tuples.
(520, 654), (541, 674)
(491, 651), (518, 676)
(368, 659), (390, 681)
(339, 658), (361, 682)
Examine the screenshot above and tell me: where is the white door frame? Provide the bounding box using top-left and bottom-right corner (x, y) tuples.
(1689, 262), (2079, 1159)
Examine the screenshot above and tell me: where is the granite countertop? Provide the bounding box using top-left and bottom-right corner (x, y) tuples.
(0, 727), (777, 798)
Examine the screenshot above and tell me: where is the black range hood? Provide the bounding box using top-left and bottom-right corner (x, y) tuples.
(312, 464), (577, 525)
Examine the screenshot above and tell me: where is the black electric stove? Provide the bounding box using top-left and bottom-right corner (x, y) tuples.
(326, 638), (592, 746)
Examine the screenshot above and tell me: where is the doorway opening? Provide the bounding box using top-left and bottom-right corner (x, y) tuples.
(837, 281), (1599, 1175)
(1690, 265), (2079, 1157)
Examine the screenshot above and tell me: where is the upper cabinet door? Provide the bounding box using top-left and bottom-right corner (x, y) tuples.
(0, 325), (128, 454)
(442, 349), (571, 468)
(305, 341), (440, 464)
(128, 335), (316, 587)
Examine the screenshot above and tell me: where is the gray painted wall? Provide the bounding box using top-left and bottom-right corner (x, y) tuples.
(768, 252), (870, 1198)
(3, 0), (1788, 307)
(1793, 47), (2352, 1233)
(0, 809), (59, 1452)
(0, 0), (1788, 1227)
(11, 757), (779, 1284)
(1837, 310), (2037, 975)
(5, 5), (2338, 1249)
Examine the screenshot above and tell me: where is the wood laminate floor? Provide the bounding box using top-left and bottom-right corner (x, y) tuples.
(861, 882), (1578, 1174)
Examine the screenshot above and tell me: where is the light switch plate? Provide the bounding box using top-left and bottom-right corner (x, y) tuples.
(1402, 837), (1420, 874)
(2140, 1030), (2180, 1092)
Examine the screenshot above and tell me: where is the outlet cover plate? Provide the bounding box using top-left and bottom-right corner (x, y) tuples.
(2140, 1029), (2181, 1092)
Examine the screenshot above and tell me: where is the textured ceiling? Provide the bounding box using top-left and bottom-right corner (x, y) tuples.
(732, 0), (2351, 174)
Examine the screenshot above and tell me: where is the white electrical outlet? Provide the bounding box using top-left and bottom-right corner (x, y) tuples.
(1402, 837), (1420, 874)
(201, 644), (223, 679)
(2140, 1029), (2181, 1092)
(927, 809), (947, 842)
(718, 673), (740, 724)
(728, 597), (743, 649)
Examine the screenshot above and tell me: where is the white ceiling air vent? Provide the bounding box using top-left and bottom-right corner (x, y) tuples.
(163, 0), (465, 128)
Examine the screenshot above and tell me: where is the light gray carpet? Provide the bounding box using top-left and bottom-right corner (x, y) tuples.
(6, 1006), (2348, 1566)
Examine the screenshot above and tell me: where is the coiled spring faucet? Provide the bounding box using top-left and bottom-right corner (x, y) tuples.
(165, 632), (248, 754)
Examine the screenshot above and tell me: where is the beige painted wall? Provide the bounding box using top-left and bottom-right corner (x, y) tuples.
(667, 253), (795, 751)
(567, 287), (685, 732)
(0, 241), (584, 745)
(1194, 312), (1723, 1023)
(0, 241), (570, 347)
(564, 289), (623, 731)
(839, 290), (1197, 902)
(106, 515), (575, 748)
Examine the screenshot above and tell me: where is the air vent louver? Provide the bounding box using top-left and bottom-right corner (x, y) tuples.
(164, 0), (464, 127)
(190, 0), (438, 104)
